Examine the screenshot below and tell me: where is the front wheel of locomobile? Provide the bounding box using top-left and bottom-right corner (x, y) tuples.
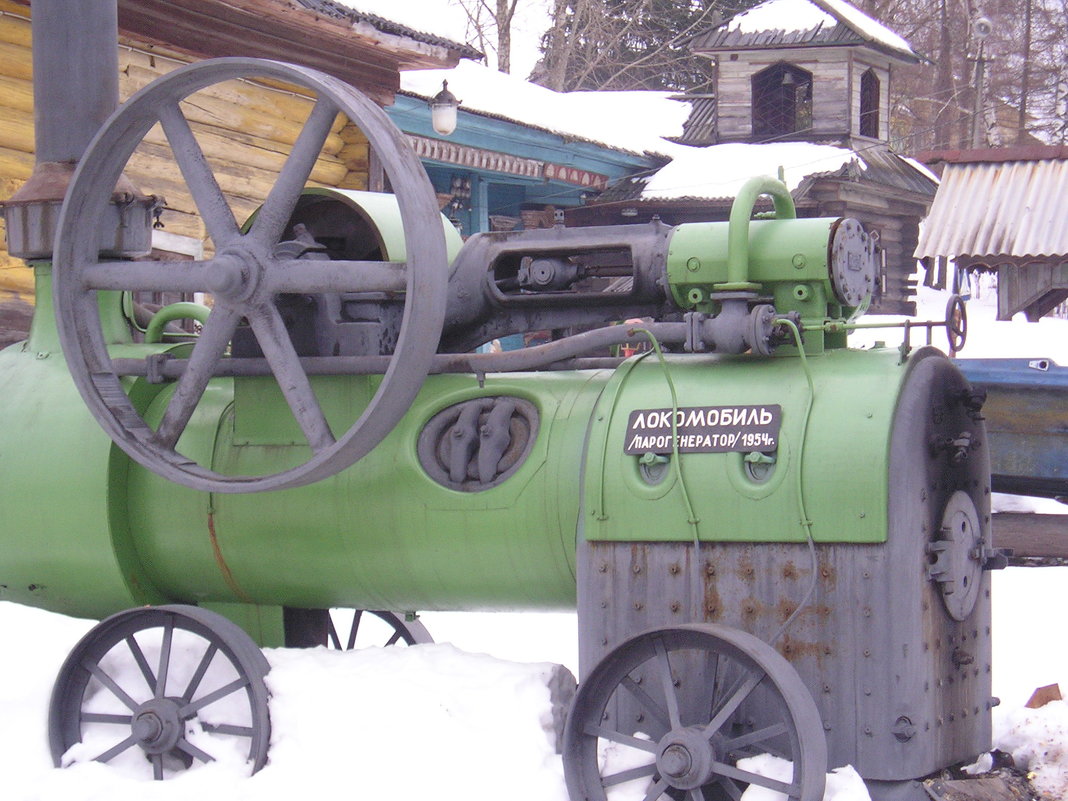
(563, 624), (826, 801)
(48, 605), (271, 779)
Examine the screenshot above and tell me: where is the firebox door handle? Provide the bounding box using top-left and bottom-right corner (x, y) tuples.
(448, 402), (482, 483)
(478, 399), (516, 484)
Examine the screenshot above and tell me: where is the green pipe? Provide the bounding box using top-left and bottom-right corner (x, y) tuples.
(144, 301), (211, 343)
(719, 176), (797, 292)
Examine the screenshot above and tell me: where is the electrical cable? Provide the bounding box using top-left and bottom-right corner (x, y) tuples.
(768, 317), (819, 646)
(628, 326), (707, 617)
(619, 320), (820, 644)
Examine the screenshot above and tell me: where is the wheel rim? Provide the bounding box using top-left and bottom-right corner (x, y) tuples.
(48, 605), (271, 779)
(563, 624), (826, 801)
(945, 294), (967, 352)
(52, 58), (448, 493)
(327, 610), (433, 650)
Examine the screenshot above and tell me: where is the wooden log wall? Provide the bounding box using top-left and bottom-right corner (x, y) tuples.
(807, 177), (926, 315)
(0, 0), (372, 341)
(119, 52), (370, 243)
(0, 0), (35, 325)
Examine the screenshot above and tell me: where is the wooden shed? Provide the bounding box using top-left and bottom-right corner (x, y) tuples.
(915, 146), (1068, 321)
(0, 0), (478, 345)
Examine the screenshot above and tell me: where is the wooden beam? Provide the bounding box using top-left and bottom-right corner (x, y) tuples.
(115, 0), (465, 105)
(992, 513), (1068, 559)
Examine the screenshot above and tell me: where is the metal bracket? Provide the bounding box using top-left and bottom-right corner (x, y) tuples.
(145, 352), (172, 385)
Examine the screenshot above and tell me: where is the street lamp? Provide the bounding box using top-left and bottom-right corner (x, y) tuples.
(429, 80), (460, 136)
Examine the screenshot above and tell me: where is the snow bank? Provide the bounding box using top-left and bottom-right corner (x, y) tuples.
(0, 601), (570, 801)
(995, 701), (1068, 799)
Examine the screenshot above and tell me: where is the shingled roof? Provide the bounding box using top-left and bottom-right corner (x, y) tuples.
(691, 0), (919, 63)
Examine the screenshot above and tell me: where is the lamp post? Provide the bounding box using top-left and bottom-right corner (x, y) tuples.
(970, 17), (993, 149)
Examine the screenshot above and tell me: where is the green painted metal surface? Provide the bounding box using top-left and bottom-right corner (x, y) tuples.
(583, 347), (909, 544)
(304, 188), (464, 265)
(667, 217), (845, 320)
(1, 270), (916, 621)
(0, 268), (170, 617)
(122, 369), (607, 613)
(0, 190), (920, 624)
(243, 187), (464, 264)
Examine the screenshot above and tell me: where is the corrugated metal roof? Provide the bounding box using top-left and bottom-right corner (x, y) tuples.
(914, 158), (1068, 260)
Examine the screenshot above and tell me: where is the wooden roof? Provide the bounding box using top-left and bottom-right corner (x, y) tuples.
(111, 0), (480, 104)
(690, 0), (919, 64)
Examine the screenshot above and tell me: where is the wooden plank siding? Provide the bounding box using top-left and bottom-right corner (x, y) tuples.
(849, 55), (891, 141)
(716, 47), (857, 142)
(0, 0), (371, 314)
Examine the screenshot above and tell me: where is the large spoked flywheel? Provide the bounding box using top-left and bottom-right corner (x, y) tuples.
(563, 624), (827, 801)
(52, 58), (448, 493)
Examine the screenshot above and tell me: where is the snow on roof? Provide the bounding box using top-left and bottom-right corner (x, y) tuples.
(330, 0), (476, 56)
(640, 142), (860, 200)
(815, 0), (916, 56)
(900, 155), (940, 185)
(730, 0), (834, 34)
(399, 60), (692, 157)
(726, 0), (916, 60)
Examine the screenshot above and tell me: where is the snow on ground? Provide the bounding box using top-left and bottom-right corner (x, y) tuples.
(0, 602), (570, 801)
(5, 565), (1068, 801)
(1, 280), (1066, 801)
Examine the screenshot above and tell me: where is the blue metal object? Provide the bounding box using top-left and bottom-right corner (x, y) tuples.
(955, 357), (1068, 498)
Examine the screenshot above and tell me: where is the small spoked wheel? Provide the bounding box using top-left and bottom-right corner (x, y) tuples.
(563, 625), (826, 801)
(53, 58), (448, 493)
(49, 605), (271, 780)
(327, 609), (432, 650)
(282, 607), (432, 649)
(945, 294), (967, 353)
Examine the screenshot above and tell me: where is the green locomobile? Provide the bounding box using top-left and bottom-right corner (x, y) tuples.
(0, 54), (997, 801)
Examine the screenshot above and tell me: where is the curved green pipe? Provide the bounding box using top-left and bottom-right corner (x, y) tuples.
(719, 176), (797, 291)
(144, 301), (211, 343)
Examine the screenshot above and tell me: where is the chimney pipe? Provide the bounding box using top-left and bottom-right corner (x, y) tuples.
(2, 0), (153, 260)
(33, 0), (120, 164)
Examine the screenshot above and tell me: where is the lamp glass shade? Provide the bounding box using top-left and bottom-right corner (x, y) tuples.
(430, 103), (458, 135)
(429, 80), (459, 136)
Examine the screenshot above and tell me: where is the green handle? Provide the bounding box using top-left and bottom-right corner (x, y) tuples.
(144, 301), (211, 343)
(720, 176), (797, 290)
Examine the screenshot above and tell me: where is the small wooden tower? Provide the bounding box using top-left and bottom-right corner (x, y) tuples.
(569, 0), (936, 314)
(687, 0), (920, 148)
